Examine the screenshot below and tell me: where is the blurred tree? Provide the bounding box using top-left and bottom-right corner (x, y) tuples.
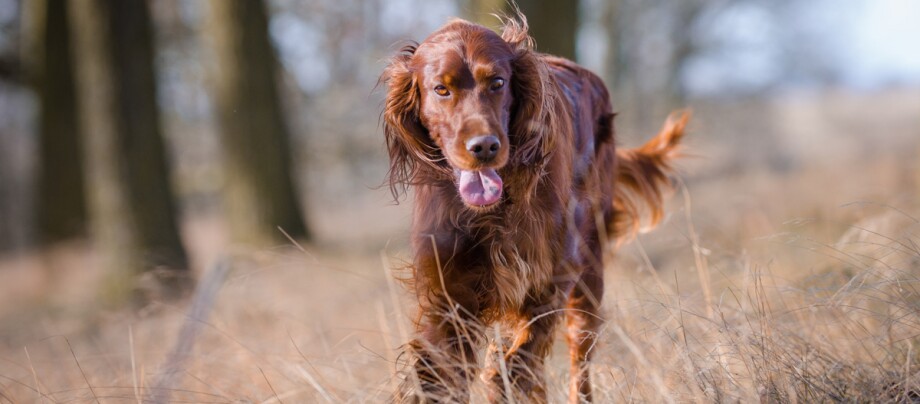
(601, 0), (706, 133)
(601, 0), (622, 83)
(465, 0), (508, 29)
(666, 1), (707, 106)
(26, 0), (87, 245)
(207, 0), (309, 244)
(69, 0), (190, 299)
(517, 0), (579, 60)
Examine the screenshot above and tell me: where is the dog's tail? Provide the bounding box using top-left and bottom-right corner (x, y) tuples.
(611, 110), (690, 241)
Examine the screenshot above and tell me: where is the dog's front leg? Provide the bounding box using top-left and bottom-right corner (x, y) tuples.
(395, 239), (484, 403)
(398, 300), (482, 403)
(484, 290), (561, 404)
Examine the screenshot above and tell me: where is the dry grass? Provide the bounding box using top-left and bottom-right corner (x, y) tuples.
(1, 91), (920, 402)
(3, 198), (918, 403)
(583, 202), (920, 403)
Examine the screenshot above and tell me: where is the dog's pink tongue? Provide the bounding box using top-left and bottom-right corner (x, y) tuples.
(458, 168), (503, 206)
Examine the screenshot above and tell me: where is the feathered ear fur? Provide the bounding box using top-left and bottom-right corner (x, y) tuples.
(381, 44), (436, 199)
(501, 14), (552, 166)
(500, 13), (565, 204)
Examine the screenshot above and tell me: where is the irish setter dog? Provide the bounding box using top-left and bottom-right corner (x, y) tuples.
(382, 15), (688, 403)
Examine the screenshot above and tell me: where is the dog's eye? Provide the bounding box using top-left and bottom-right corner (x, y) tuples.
(434, 85), (450, 96)
(490, 78), (505, 90)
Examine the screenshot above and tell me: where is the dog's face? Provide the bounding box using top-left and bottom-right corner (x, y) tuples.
(383, 20), (546, 211)
(404, 23), (517, 209)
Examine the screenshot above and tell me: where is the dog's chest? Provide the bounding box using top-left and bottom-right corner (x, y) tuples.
(452, 198), (568, 312)
(480, 233), (555, 312)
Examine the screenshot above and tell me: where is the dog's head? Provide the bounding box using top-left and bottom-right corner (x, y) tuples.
(382, 18), (547, 211)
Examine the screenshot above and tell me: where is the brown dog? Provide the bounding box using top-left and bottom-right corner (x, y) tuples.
(382, 15), (688, 403)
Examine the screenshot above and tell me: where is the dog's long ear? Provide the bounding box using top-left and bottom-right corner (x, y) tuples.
(501, 14), (555, 166)
(381, 44), (433, 199)
(501, 13), (562, 204)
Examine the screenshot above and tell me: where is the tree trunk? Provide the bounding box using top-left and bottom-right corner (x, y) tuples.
(206, 0), (309, 245)
(603, 0), (623, 89)
(69, 0), (190, 299)
(516, 0), (579, 60)
(464, 0), (508, 30)
(666, 1), (705, 108)
(27, 0), (88, 245)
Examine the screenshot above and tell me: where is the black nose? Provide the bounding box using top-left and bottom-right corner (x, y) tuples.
(465, 135), (500, 162)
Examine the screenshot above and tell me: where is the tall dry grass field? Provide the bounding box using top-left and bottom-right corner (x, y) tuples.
(1, 91), (919, 402)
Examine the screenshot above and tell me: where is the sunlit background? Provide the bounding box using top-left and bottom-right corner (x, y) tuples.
(0, 0), (919, 401)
